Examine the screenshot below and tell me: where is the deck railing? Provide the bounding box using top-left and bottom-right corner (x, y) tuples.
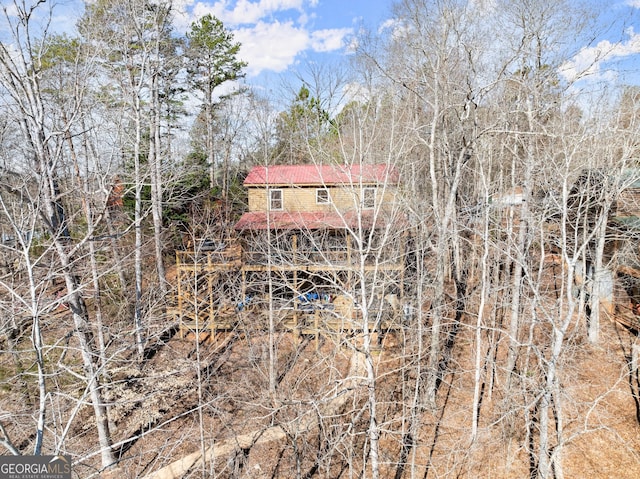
(240, 247), (403, 267)
(176, 237), (405, 270)
(176, 242), (242, 269)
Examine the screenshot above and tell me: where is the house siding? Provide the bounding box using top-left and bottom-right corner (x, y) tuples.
(248, 185), (396, 214)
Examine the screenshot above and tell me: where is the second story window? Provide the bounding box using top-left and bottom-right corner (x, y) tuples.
(316, 188), (330, 205)
(269, 189), (283, 210)
(363, 187), (376, 209)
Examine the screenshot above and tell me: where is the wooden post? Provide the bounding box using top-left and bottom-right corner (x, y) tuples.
(176, 251), (184, 338)
(293, 235), (299, 339)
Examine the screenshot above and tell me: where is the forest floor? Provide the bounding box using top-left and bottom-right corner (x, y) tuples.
(413, 315), (640, 479)
(1, 286), (639, 478)
(100, 308), (640, 479)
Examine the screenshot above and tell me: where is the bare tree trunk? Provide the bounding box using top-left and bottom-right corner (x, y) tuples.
(505, 99), (535, 391)
(27, 256), (46, 455)
(133, 92), (145, 358)
(72, 118), (110, 375)
(471, 177), (491, 441)
(505, 229), (525, 390)
(632, 343), (640, 425)
(67, 287), (115, 467)
(0, 4), (117, 463)
(149, 71), (167, 294)
(0, 193), (47, 455)
(104, 206), (128, 291)
(588, 203), (610, 343)
(356, 267), (380, 479)
(266, 201), (277, 396)
(425, 78), (444, 409)
(408, 233), (428, 479)
(44, 197), (117, 467)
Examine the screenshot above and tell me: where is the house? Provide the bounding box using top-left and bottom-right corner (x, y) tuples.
(172, 163), (410, 340)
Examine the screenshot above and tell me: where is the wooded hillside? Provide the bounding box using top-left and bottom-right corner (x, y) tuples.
(0, 1), (639, 478)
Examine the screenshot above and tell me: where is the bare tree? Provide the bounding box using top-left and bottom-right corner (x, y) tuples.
(0, 1), (116, 467)
(79, 0), (161, 357)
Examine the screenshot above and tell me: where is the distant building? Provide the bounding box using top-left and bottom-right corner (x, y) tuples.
(492, 186), (525, 207)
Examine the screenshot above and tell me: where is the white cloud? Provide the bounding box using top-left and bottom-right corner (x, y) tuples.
(626, 0), (640, 8)
(173, 1), (353, 77)
(191, 0), (306, 26)
(235, 23), (351, 76)
(310, 28), (351, 52)
(560, 27), (640, 82)
(235, 20), (309, 75)
(296, 10), (313, 27)
(378, 18), (409, 41)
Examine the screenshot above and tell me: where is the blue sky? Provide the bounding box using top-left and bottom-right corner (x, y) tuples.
(7, 0), (640, 92)
(559, 1), (640, 86)
(21, 0), (392, 98)
(41, 0), (392, 79)
(170, 0), (393, 78)
(173, 0), (640, 85)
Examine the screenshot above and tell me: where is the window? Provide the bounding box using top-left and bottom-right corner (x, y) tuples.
(316, 188), (330, 205)
(363, 187), (376, 209)
(269, 189), (283, 210)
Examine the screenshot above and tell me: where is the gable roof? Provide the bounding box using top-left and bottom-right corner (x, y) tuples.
(243, 163), (398, 187)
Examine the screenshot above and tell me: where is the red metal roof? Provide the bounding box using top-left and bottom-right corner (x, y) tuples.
(243, 163), (399, 186)
(234, 210), (402, 231)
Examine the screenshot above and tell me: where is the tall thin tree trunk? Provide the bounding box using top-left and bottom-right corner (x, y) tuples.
(133, 93), (145, 358)
(407, 236), (427, 479)
(425, 75), (443, 409)
(588, 204), (610, 343)
(45, 199), (116, 468)
(104, 206), (128, 292)
(355, 236), (380, 479)
(73, 117), (110, 375)
(150, 71), (167, 294)
(506, 99), (535, 391)
(25, 252), (46, 455)
(472, 184), (491, 441)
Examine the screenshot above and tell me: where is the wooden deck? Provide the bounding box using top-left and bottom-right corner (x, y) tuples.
(172, 237), (408, 341)
(175, 303), (404, 339)
(176, 238), (406, 273)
